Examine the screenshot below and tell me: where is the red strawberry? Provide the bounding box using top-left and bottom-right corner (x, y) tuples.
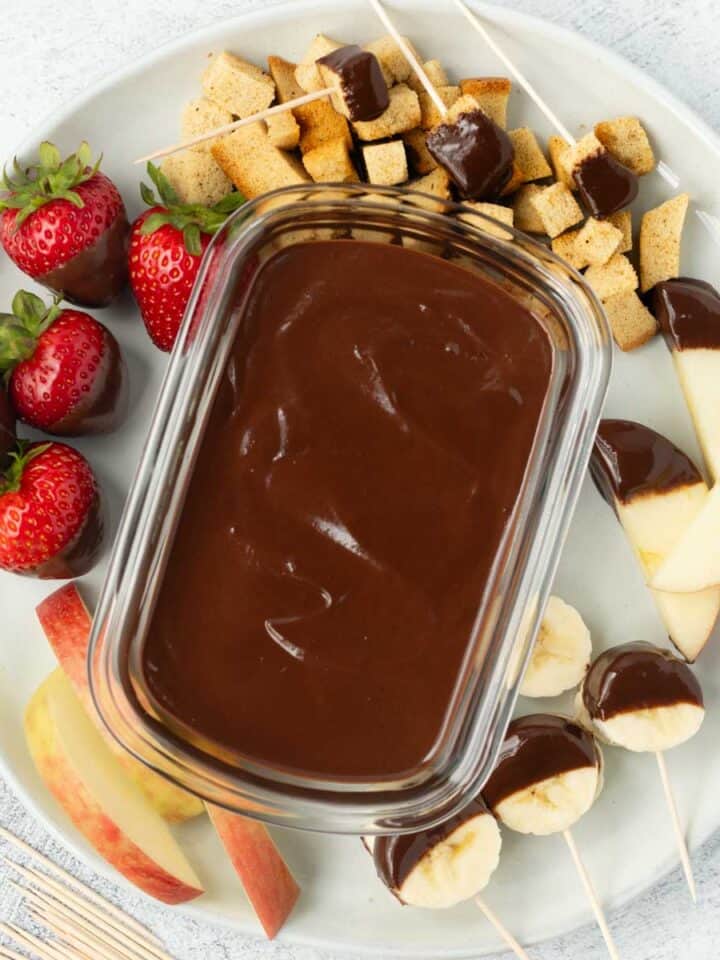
(0, 386), (15, 467)
(0, 290), (128, 436)
(128, 163), (244, 351)
(0, 441), (103, 578)
(0, 142), (129, 307)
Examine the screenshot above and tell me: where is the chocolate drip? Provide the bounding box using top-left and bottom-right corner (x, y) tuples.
(426, 109), (514, 200)
(590, 419), (700, 506)
(653, 277), (720, 351)
(40, 212), (130, 308)
(50, 330), (129, 435)
(26, 490), (104, 579)
(483, 714), (599, 810)
(373, 796), (491, 895)
(583, 642), (703, 721)
(0, 388), (16, 468)
(574, 151), (639, 219)
(317, 45), (389, 122)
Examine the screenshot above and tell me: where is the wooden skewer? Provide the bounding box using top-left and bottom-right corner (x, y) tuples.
(563, 830), (620, 960)
(365, 0), (448, 117)
(656, 751), (697, 902)
(29, 907), (127, 960)
(475, 896), (531, 959)
(134, 86), (334, 164)
(0, 922), (84, 960)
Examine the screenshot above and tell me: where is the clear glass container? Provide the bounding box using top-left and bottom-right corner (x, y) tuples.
(89, 183), (611, 835)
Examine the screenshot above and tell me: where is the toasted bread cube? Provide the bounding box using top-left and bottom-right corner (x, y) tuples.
(584, 253), (638, 300)
(160, 150), (232, 207)
(402, 128), (437, 174)
(500, 162), (526, 198)
(445, 94), (482, 125)
(459, 77), (511, 129)
(508, 129), (552, 182)
(574, 217), (623, 267)
(202, 52), (275, 119)
(603, 290), (657, 351)
(513, 184), (546, 234)
(639, 193), (689, 292)
(363, 141), (408, 186)
(353, 84), (421, 141)
(551, 228), (585, 270)
(608, 210), (632, 252)
(267, 55), (304, 102)
(595, 116), (655, 175)
(531, 182), (584, 238)
(407, 168), (452, 211)
(212, 121), (310, 199)
(459, 202), (514, 239)
(303, 137), (358, 183)
(407, 59), (449, 93)
(364, 35), (419, 85)
(266, 111), (300, 150)
(294, 99), (352, 154)
(418, 86), (462, 129)
(568, 132), (606, 175)
(295, 35), (344, 92)
(548, 136), (576, 190)
(181, 98), (234, 153)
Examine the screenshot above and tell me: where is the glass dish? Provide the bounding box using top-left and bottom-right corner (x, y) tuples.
(89, 183), (611, 835)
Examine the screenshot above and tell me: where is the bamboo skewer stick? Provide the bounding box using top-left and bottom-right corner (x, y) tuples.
(563, 830), (620, 960)
(656, 751), (697, 902)
(475, 897), (532, 959)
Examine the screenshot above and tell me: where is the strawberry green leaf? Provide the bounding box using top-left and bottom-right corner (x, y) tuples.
(140, 211), (174, 235)
(0, 441), (51, 495)
(0, 142), (100, 223)
(213, 191), (246, 214)
(183, 223), (202, 257)
(140, 182), (157, 207)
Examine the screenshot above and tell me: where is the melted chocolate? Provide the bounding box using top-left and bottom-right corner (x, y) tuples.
(141, 240), (552, 779)
(574, 150), (639, 219)
(653, 277), (720, 351)
(40, 213), (130, 308)
(590, 419), (700, 506)
(583, 642), (703, 721)
(50, 330), (129, 435)
(373, 796), (491, 895)
(0, 388), (15, 468)
(28, 490), (104, 579)
(317, 45), (389, 122)
(483, 714), (599, 810)
(426, 109), (514, 200)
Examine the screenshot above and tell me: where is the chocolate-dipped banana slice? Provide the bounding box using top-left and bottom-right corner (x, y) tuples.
(591, 419), (720, 662)
(483, 714), (602, 836)
(368, 797), (501, 909)
(578, 642), (704, 753)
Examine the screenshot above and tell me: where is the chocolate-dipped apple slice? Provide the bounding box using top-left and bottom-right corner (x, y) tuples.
(591, 419), (720, 661)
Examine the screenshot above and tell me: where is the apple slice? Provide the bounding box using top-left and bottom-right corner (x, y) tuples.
(654, 278), (720, 482)
(207, 805), (300, 939)
(25, 670), (204, 904)
(36, 583), (204, 824)
(652, 483), (720, 593)
(591, 419), (720, 660)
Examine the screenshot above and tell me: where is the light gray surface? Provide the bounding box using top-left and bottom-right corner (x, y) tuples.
(1, 1), (720, 958)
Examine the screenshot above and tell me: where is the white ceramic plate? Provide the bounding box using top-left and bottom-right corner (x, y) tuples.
(2, 1), (720, 955)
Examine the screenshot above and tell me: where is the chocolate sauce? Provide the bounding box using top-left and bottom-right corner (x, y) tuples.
(29, 491), (104, 579)
(141, 240), (552, 779)
(483, 715), (599, 810)
(574, 150), (639, 219)
(426, 109), (515, 200)
(50, 331), (129, 435)
(652, 277), (720, 351)
(583, 642), (703, 721)
(374, 796), (491, 895)
(39, 213), (130, 308)
(0, 388), (15, 468)
(317, 45), (389, 122)
(590, 419), (700, 506)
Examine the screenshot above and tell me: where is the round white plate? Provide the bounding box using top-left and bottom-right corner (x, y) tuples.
(1, 1), (720, 955)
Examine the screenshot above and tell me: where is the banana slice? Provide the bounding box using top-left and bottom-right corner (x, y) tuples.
(578, 642), (705, 753)
(368, 798), (502, 908)
(520, 596), (592, 698)
(483, 714), (603, 836)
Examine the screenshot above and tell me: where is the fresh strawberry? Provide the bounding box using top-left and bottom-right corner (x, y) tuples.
(0, 290), (128, 436)
(128, 163), (244, 351)
(0, 441), (103, 578)
(0, 386), (15, 467)
(0, 142), (129, 307)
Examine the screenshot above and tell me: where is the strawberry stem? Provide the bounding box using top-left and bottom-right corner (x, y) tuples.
(0, 291), (62, 375)
(0, 441), (50, 495)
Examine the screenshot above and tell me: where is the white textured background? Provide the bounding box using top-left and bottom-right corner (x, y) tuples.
(1, 1), (720, 958)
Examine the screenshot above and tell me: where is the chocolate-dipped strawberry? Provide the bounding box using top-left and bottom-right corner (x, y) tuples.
(577, 642), (704, 753)
(483, 714), (602, 836)
(317, 45), (389, 121)
(591, 420), (720, 661)
(368, 797), (501, 909)
(0, 386), (15, 468)
(426, 108), (514, 200)
(0, 291), (128, 436)
(571, 133), (639, 219)
(0, 142), (129, 307)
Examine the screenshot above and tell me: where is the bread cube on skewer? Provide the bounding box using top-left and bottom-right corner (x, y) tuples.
(407, 59), (448, 92)
(317, 46), (389, 122)
(418, 86), (461, 129)
(353, 84), (421, 141)
(595, 116), (655, 176)
(365, 35), (420, 85)
(267, 55), (304, 102)
(459, 77), (511, 129)
(212, 122), (310, 199)
(295, 34), (344, 92)
(181, 98), (234, 153)
(295, 100), (352, 154)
